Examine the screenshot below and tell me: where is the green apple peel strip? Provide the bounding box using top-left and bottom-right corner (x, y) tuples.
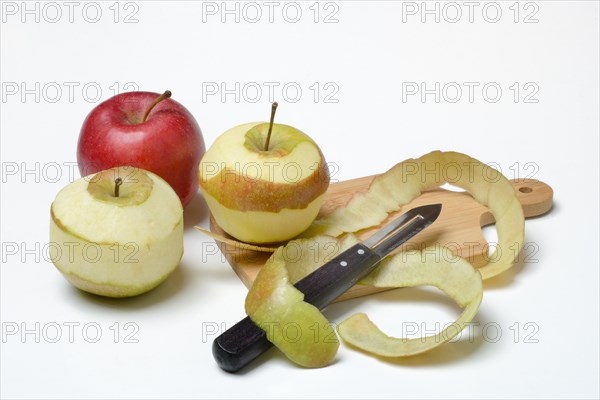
(244, 235), (352, 367)
(338, 249), (483, 357)
(246, 234), (483, 365)
(303, 150), (525, 280)
(244, 151), (523, 366)
(193, 226), (277, 252)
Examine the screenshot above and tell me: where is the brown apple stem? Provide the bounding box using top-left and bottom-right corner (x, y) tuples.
(142, 90), (172, 122)
(264, 102), (278, 151)
(114, 178), (123, 197)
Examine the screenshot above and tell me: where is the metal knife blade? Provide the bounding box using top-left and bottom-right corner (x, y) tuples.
(213, 203), (442, 372)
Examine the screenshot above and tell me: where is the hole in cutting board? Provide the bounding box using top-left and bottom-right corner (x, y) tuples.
(519, 186), (533, 193)
(481, 225), (499, 258)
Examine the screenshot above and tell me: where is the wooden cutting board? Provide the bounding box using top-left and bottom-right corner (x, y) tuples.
(209, 177), (553, 301)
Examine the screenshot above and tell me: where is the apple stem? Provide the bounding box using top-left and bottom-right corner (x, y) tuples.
(142, 90), (172, 123)
(114, 178), (123, 197)
(264, 102), (278, 151)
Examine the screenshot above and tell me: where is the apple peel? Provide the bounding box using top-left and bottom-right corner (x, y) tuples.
(246, 235), (482, 365)
(304, 150), (525, 280)
(193, 226), (277, 252)
(338, 248), (483, 357)
(244, 150), (524, 366)
(245, 235), (357, 367)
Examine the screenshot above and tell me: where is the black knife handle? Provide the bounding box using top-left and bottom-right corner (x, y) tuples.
(213, 243), (381, 372)
(294, 243), (381, 309)
(213, 316), (271, 373)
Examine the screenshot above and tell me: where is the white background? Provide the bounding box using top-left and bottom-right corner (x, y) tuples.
(1, 1), (599, 399)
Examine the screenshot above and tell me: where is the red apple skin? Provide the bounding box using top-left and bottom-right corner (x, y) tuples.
(77, 91), (205, 207)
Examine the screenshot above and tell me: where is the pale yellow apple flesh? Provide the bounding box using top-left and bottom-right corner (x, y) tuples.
(49, 166), (184, 297)
(199, 122), (329, 243)
(203, 191), (326, 244)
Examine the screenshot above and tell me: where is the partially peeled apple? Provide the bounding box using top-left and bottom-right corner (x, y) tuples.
(199, 103), (330, 243)
(49, 166), (184, 297)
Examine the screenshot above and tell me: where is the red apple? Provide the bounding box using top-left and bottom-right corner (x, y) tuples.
(77, 91), (205, 207)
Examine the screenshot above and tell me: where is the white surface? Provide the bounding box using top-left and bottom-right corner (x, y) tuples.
(1, 1), (599, 399)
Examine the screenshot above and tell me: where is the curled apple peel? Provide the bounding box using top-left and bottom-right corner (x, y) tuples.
(247, 235), (482, 365)
(245, 235), (357, 367)
(244, 150), (524, 366)
(303, 150), (525, 280)
(338, 248), (482, 357)
(194, 226), (277, 253)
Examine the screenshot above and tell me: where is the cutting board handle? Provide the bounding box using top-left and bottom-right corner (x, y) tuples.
(480, 179), (553, 226)
(511, 179), (554, 218)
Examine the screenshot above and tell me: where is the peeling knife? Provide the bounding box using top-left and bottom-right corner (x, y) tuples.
(213, 203), (442, 372)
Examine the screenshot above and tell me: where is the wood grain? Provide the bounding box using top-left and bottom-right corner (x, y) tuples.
(209, 178), (553, 302)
